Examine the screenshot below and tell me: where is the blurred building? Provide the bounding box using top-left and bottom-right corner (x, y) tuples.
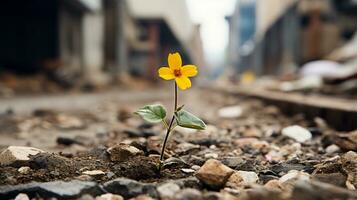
(127, 0), (205, 80)
(227, 0), (357, 76)
(0, 0), (205, 88)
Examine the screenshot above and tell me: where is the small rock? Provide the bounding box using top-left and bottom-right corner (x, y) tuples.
(57, 136), (83, 146)
(282, 125), (312, 143)
(221, 157), (245, 168)
(0, 146), (45, 166)
(18, 166), (31, 175)
(107, 144), (144, 162)
(173, 188), (202, 200)
(204, 153), (218, 159)
(175, 142), (200, 154)
(181, 168), (195, 174)
(243, 127), (263, 138)
(264, 180), (283, 192)
(325, 144), (340, 154)
(225, 171), (259, 188)
(129, 194), (154, 200)
(82, 170), (106, 177)
(96, 193), (124, 200)
(76, 175), (94, 181)
(14, 193), (29, 200)
(157, 182), (180, 199)
(279, 170), (310, 184)
(163, 157), (188, 168)
(191, 165), (200, 170)
(195, 159), (234, 188)
(0, 180), (102, 199)
(218, 105), (243, 119)
(103, 178), (158, 199)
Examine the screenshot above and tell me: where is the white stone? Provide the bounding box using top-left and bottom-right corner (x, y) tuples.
(0, 146), (44, 166)
(282, 125), (312, 143)
(83, 170), (106, 176)
(204, 153), (218, 159)
(218, 105), (243, 119)
(191, 165), (200, 170)
(279, 170), (310, 184)
(226, 171), (259, 188)
(181, 168), (195, 173)
(18, 166), (31, 174)
(96, 193), (124, 200)
(14, 193), (29, 200)
(157, 182), (180, 199)
(325, 144), (340, 154)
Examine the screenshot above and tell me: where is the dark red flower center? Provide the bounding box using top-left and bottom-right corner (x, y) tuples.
(174, 69), (182, 77)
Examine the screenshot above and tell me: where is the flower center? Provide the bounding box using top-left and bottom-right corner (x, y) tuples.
(174, 69), (182, 77)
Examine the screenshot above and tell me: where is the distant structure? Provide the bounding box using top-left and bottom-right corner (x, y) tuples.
(226, 0), (357, 76)
(0, 0), (205, 86)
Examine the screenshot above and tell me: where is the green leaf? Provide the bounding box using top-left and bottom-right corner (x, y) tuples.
(175, 109), (206, 130)
(135, 104), (166, 123)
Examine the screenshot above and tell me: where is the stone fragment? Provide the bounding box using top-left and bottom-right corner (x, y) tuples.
(226, 171), (259, 188)
(181, 168), (195, 174)
(82, 170), (106, 177)
(18, 166), (31, 175)
(173, 188), (202, 200)
(195, 159), (234, 188)
(218, 105), (243, 119)
(291, 180), (357, 200)
(96, 193), (124, 200)
(157, 182), (180, 199)
(221, 157), (245, 169)
(279, 170), (310, 184)
(325, 144), (340, 154)
(0, 180), (102, 199)
(14, 193), (29, 200)
(129, 195), (154, 200)
(103, 178), (158, 199)
(175, 142), (200, 154)
(0, 146), (44, 166)
(282, 125), (312, 143)
(204, 153), (218, 159)
(107, 144), (144, 162)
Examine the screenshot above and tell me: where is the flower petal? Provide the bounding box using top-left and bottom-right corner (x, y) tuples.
(181, 65), (198, 77)
(168, 52), (182, 70)
(158, 67), (175, 80)
(175, 76), (191, 90)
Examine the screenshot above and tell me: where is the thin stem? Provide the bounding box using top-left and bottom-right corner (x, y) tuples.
(159, 82), (178, 164)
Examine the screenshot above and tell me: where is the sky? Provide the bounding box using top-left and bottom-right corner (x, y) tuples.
(186, 0), (237, 68)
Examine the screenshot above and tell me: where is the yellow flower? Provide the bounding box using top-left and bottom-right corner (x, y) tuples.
(158, 52), (198, 90)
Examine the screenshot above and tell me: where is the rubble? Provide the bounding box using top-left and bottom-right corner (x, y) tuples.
(281, 125), (312, 143)
(195, 159), (234, 188)
(0, 146), (45, 166)
(107, 144), (144, 162)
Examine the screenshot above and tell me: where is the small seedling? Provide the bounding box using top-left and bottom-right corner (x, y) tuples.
(135, 52), (206, 172)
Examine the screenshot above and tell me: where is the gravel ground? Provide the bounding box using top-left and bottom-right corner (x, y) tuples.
(0, 88), (356, 200)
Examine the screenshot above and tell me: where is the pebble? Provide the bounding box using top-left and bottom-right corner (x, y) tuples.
(157, 182), (180, 199)
(181, 168), (195, 174)
(195, 159), (234, 188)
(226, 171), (259, 188)
(282, 125), (312, 143)
(14, 193), (29, 200)
(325, 144), (340, 154)
(129, 195), (154, 200)
(17, 166), (31, 175)
(96, 193), (124, 200)
(107, 144), (144, 162)
(173, 188), (202, 200)
(191, 165), (200, 170)
(218, 105), (243, 119)
(0, 146), (45, 166)
(82, 170), (106, 176)
(175, 142), (200, 154)
(334, 131), (357, 151)
(279, 170), (310, 184)
(204, 153), (218, 159)
(103, 178), (158, 199)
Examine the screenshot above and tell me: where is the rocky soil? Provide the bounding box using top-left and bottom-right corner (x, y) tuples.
(0, 88), (356, 200)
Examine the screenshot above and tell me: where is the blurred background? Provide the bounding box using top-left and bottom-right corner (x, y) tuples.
(0, 0), (356, 97)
